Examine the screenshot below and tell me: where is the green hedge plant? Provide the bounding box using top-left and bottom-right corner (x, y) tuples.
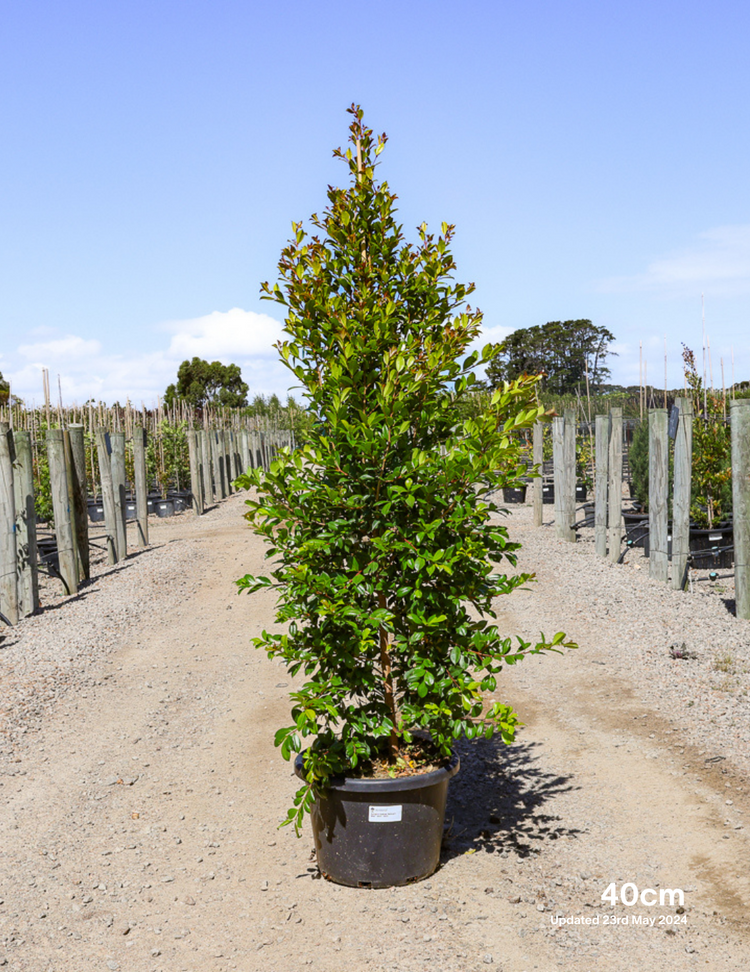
(236, 106), (575, 832)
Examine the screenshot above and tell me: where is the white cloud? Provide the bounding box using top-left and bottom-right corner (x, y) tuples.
(598, 225), (750, 297)
(477, 324), (514, 346)
(164, 307), (284, 360)
(18, 335), (102, 360)
(6, 308), (293, 406)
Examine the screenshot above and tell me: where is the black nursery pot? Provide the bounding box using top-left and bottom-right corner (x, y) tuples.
(155, 499), (175, 518)
(501, 485), (527, 504)
(295, 752), (460, 889)
(575, 484), (587, 501)
(542, 483), (554, 504)
(168, 493), (187, 513)
(88, 502), (105, 523)
(689, 523), (734, 569)
(37, 537), (59, 572)
(622, 510), (649, 548)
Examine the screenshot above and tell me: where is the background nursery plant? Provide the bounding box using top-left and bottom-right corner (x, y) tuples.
(237, 106), (575, 833)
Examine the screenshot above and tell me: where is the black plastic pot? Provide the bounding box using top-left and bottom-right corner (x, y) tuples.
(542, 483), (554, 504)
(125, 501), (137, 521)
(88, 502), (105, 523)
(580, 501), (595, 528)
(623, 510), (649, 548)
(502, 486), (527, 504)
(295, 752), (460, 888)
(689, 523), (733, 569)
(37, 537), (60, 572)
(643, 524), (672, 559)
(575, 484), (587, 502)
(167, 490), (193, 512)
(155, 499), (175, 518)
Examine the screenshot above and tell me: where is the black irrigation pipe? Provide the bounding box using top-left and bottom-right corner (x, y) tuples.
(617, 528), (735, 577)
(0, 611), (13, 627)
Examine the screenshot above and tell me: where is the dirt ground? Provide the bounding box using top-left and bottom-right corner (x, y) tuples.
(1, 494), (749, 972)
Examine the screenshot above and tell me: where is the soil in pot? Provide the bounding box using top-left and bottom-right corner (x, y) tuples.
(295, 748), (459, 888)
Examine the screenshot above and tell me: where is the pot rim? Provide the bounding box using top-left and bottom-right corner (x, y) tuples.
(294, 750), (460, 793)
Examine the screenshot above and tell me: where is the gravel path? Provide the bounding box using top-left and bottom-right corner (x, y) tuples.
(0, 494), (749, 971)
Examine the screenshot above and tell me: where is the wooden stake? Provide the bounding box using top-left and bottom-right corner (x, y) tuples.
(731, 399), (750, 619)
(199, 429), (213, 505)
(552, 413), (575, 542)
(648, 408), (669, 584)
(187, 430), (203, 516)
(607, 407), (623, 562)
(110, 431), (128, 561)
(0, 423), (19, 623)
(671, 397), (693, 591)
(68, 425), (90, 581)
(594, 414), (609, 558)
(47, 429), (79, 595)
(532, 421), (543, 528)
(96, 429), (118, 565)
(12, 430), (40, 617)
(133, 426), (149, 547)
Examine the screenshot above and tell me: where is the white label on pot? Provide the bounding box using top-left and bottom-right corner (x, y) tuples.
(709, 534), (722, 541)
(369, 805), (402, 822)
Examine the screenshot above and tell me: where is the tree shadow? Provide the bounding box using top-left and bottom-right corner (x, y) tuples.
(722, 597), (737, 616)
(35, 589), (96, 613)
(441, 736), (582, 861)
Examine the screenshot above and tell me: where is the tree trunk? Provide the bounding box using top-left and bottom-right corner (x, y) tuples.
(377, 592), (399, 760)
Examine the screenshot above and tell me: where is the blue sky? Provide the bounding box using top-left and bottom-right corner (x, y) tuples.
(2, 0), (749, 405)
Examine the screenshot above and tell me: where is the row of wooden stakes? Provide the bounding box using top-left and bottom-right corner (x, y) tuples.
(0, 424), (293, 627)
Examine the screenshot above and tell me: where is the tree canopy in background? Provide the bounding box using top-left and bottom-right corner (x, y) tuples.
(164, 357), (249, 408)
(0, 372), (9, 406)
(485, 319), (616, 394)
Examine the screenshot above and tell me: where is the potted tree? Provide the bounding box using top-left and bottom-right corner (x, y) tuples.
(682, 346), (733, 568)
(237, 107), (575, 888)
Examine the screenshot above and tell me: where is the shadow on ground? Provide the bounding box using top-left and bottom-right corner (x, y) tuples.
(442, 736), (582, 861)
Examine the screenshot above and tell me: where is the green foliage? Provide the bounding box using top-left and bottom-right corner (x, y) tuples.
(34, 438), (54, 525)
(628, 348), (733, 525)
(236, 106), (575, 833)
(242, 394), (314, 444)
(486, 320), (616, 394)
(0, 372), (9, 407)
(683, 346), (732, 527)
(541, 389), (641, 419)
(164, 357), (249, 409)
(629, 419), (650, 510)
(576, 434), (594, 490)
(146, 420), (190, 495)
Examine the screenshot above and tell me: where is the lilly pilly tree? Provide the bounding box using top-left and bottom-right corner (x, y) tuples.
(237, 106), (574, 831)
